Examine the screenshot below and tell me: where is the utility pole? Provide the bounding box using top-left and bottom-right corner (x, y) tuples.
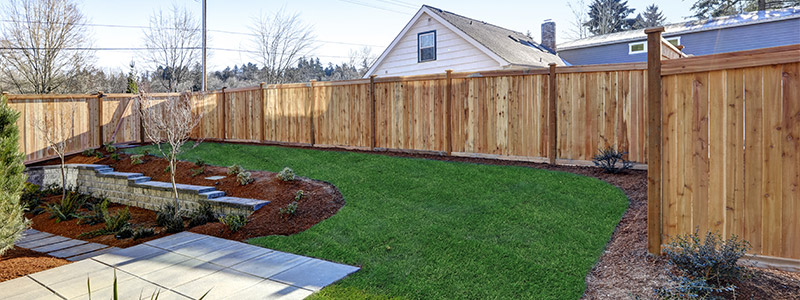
(201, 0), (207, 91)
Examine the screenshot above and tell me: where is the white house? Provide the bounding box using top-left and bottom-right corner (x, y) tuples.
(364, 5), (565, 78)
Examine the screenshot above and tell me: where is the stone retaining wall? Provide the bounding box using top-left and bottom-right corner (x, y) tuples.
(26, 164), (268, 216)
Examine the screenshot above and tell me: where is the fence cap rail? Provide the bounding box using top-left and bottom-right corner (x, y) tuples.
(662, 44), (800, 75)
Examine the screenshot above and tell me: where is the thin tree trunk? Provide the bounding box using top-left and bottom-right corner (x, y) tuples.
(170, 154), (179, 215)
(60, 155), (66, 201)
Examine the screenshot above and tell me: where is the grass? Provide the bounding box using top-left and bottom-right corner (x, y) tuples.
(128, 142), (628, 299)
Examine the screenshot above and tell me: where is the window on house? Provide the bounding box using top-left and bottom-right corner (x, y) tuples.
(418, 31), (436, 62)
(628, 36), (681, 55)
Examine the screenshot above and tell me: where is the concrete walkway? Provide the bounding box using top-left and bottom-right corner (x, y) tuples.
(3, 232), (359, 299)
(15, 229), (120, 261)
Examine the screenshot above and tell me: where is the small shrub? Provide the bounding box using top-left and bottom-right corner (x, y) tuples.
(114, 225), (133, 239)
(20, 182), (44, 213)
(657, 229), (751, 299)
(592, 146), (633, 174)
(195, 158), (206, 167)
(77, 198), (108, 225)
(110, 153), (121, 161)
(79, 205), (131, 238)
(190, 167), (205, 177)
(130, 154), (144, 165)
(103, 142), (117, 153)
(94, 151), (104, 159)
(277, 167), (295, 182)
(219, 214), (248, 232)
(142, 149), (151, 156)
(279, 201), (299, 216)
(188, 203), (216, 227)
(295, 190), (304, 201)
(82, 149), (97, 157)
(46, 190), (89, 223)
(227, 164), (244, 176)
(237, 171), (254, 185)
(156, 205), (184, 233)
(132, 226), (155, 240)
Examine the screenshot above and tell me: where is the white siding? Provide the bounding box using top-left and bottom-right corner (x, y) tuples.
(371, 12), (500, 77)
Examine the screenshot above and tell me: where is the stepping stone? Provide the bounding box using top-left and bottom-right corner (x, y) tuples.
(204, 175), (226, 180)
(226, 279), (314, 300)
(15, 230), (53, 245)
(77, 275), (168, 300)
(115, 251), (193, 276)
(270, 259), (360, 291)
(144, 232), (207, 249)
(30, 239), (86, 253)
(230, 251), (312, 279)
(48, 242), (108, 258)
(173, 269), (264, 299)
(67, 246), (120, 262)
(15, 235), (69, 249)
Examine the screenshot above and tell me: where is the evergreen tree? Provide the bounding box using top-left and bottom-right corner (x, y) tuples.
(633, 4), (667, 29)
(0, 95), (30, 256)
(584, 0), (636, 35)
(690, 0), (800, 19)
(126, 61), (139, 94)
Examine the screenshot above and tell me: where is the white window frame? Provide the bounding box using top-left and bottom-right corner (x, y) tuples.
(628, 36), (681, 55)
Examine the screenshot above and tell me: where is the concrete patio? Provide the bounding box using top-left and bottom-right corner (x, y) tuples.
(3, 231), (359, 299)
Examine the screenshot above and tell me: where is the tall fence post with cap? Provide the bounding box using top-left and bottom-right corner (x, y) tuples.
(97, 91), (104, 146)
(370, 75), (377, 150)
(646, 26), (664, 255)
(548, 63), (557, 164)
(446, 70), (453, 155)
(260, 82), (267, 142)
(220, 87), (226, 141)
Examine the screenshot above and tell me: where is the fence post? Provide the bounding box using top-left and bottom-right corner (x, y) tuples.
(446, 70), (453, 155)
(309, 80), (317, 146)
(220, 87), (227, 141)
(370, 75), (377, 150)
(548, 64), (557, 164)
(97, 91), (104, 146)
(260, 82), (267, 142)
(646, 26), (664, 255)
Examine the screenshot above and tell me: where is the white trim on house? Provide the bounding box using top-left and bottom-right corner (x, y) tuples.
(363, 6), (508, 78)
(627, 37), (681, 55)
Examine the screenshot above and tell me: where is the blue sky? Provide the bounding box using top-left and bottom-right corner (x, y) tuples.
(2, 0), (695, 71)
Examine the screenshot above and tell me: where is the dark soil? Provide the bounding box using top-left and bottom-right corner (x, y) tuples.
(0, 247), (70, 282)
(32, 150), (345, 242)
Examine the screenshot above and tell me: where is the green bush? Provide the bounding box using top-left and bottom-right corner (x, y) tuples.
(277, 167), (295, 182)
(592, 146), (633, 174)
(46, 190), (89, 223)
(156, 205), (184, 233)
(227, 164), (244, 176)
(190, 166), (205, 177)
(110, 153), (121, 161)
(295, 190), (304, 201)
(82, 149), (98, 157)
(103, 142), (117, 153)
(130, 154), (144, 165)
(219, 214), (248, 232)
(188, 203), (216, 227)
(657, 230), (751, 299)
(237, 171), (253, 185)
(195, 158), (206, 167)
(279, 201), (299, 216)
(20, 182), (44, 213)
(132, 226), (155, 240)
(0, 95), (30, 256)
(79, 205), (131, 238)
(77, 198), (108, 225)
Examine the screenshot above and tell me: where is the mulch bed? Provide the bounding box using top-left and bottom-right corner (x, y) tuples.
(0, 247), (70, 282)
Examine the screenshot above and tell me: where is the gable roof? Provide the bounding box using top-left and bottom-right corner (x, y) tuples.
(559, 6), (800, 51)
(423, 5), (564, 67)
(364, 5), (564, 77)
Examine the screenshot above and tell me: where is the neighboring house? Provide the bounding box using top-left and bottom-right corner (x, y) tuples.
(364, 5), (565, 78)
(558, 7), (800, 66)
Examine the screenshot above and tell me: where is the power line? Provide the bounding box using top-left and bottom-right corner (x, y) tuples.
(0, 46), (353, 59)
(374, 0), (418, 10)
(0, 19), (384, 48)
(335, 0), (412, 14)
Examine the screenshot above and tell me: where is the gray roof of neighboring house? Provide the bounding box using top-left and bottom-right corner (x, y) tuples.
(424, 5), (565, 67)
(559, 6), (800, 50)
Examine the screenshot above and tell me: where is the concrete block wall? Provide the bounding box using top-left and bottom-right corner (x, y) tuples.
(26, 164), (268, 216)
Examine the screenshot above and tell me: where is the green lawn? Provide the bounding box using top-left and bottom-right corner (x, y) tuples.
(128, 142), (628, 299)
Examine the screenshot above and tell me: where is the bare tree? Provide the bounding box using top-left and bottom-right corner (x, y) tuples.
(136, 91), (202, 214)
(566, 0), (590, 40)
(32, 101), (77, 201)
(250, 9), (315, 84)
(0, 0), (92, 94)
(348, 46), (378, 78)
(142, 4), (201, 92)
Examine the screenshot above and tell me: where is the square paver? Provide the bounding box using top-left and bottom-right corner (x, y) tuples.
(140, 259), (225, 287)
(195, 242), (272, 267)
(93, 244), (167, 266)
(270, 259), (360, 291)
(0, 276), (46, 299)
(67, 246), (120, 262)
(47, 266), (136, 299)
(29, 259), (110, 286)
(144, 232), (207, 249)
(230, 251), (312, 279)
(31, 239), (87, 253)
(164, 235), (233, 255)
(49, 242), (108, 259)
(6, 287), (61, 300)
(204, 175), (226, 180)
(15, 230), (53, 245)
(225, 279), (314, 300)
(115, 250), (193, 276)
(173, 269), (265, 299)
(15, 235), (70, 249)
(73, 275), (169, 300)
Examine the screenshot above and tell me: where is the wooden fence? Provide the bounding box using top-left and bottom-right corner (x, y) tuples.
(646, 26), (800, 264)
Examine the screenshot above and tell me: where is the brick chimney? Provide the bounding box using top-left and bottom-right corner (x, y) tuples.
(541, 20), (556, 53)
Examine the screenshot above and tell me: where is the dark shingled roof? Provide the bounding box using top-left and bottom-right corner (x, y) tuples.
(424, 5), (565, 67)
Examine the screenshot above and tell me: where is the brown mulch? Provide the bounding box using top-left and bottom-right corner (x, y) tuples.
(0, 247), (70, 282)
(32, 150), (344, 242)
